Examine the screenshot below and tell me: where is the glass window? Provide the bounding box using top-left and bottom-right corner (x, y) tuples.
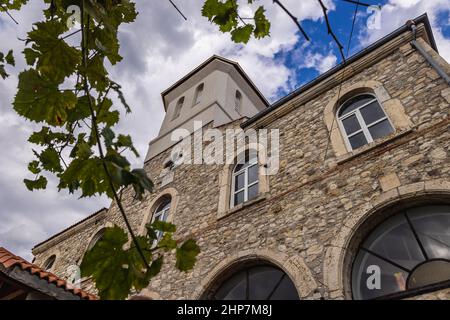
(232, 151), (259, 207)
(43, 255), (56, 271)
(352, 205), (450, 300)
(173, 97), (184, 120)
(152, 197), (171, 240)
(212, 265), (299, 300)
(338, 94), (394, 151)
(194, 83), (204, 105)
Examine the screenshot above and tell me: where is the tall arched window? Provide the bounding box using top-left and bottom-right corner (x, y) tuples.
(235, 90), (242, 112)
(338, 94), (394, 151)
(209, 264), (299, 300)
(173, 97), (184, 120)
(231, 150), (258, 207)
(193, 83), (204, 105)
(352, 205), (450, 300)
(42, 255), (56, 271)
(152, 196), (171, 240)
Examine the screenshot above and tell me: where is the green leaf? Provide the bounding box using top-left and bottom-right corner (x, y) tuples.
(23, 48), (39, 66)
(39, 147), (63, 173)
(158, 233), (177, 252)
(24, 176), (47, 191)
(13, 69), (77, 126)
(102, 127), (115, 148)
(176, 239), (200, 272)
(80, 226), (132, 300)
(28, 160), (41, 174)
(5, 50), (15, 66)
(152, 220), (176, 233)
(0, 65), (8, 79)
(231, 25), (254, 44)
(254, 6), (270, 39)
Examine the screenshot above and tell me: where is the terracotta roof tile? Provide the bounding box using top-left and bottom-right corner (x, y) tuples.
(0, 247), (98, 300)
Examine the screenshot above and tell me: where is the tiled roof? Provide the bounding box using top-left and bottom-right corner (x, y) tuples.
(0, 247), (98, 300)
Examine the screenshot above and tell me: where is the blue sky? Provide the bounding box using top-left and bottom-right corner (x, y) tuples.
(0, 0), (449, 260)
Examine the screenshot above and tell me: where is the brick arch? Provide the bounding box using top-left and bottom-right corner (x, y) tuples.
(192, 249), (317, 299)
(138, 187), (179, 235)
(323, 179), (450, 299)
(323, 80), (412, 157)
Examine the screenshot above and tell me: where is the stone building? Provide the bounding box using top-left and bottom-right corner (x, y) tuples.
(31, 14), (450, 300)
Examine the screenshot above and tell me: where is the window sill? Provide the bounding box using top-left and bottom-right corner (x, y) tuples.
(218, 194), (267, 220)
(337, 128), (414, 165)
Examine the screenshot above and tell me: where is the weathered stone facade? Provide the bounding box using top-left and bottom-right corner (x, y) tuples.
(32, 16), (450, 300)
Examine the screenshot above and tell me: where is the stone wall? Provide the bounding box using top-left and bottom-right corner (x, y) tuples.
(32, 32), (450, 300)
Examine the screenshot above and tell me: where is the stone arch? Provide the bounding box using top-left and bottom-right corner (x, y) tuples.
(192, 249), (317, 299)
(323, 179), (450, 299)
(82, 222), (114, 258)
(323, 80), (412, 157)
(138, 187), (179, 235)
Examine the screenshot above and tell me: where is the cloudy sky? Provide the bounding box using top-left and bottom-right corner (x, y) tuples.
(0, 0), (449, 260)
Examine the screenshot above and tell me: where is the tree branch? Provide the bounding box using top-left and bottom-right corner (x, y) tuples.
(273, 0), (310, 41)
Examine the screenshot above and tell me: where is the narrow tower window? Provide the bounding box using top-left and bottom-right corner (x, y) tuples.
(194, 83), (204, 105)
(235, 90), (242, 112)
(173, 96), (184, 120)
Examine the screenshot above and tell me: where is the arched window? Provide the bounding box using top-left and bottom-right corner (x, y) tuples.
(338, 94), (394, 151)
(42, 255), (56, 271)
(352, 205), (450, 300)
(235, 90), (242, 112)
(87, 228), (106, 251)
(152, 196), (171, 240)
(210, 264), (299, 300)
(231, 150), (258, 207)
(173, 97), (184, 120)
(193, 83), (204, 105)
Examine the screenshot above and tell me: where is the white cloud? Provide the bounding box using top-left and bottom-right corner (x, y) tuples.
(359, 0), (450, 62)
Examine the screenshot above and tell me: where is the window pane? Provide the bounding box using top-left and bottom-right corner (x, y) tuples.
(235, 173), (245, 190)
(248, 165), (258, 184)
(368, 119), (394, 140)
(407, 260), (450, 289)
(362, 213), (425, 270)
(360, 101), (386, 124)
(248, 183), (259, 201)
(214, 270), (247, 300)
(269, 276), (299, 300)
(248, 266), (283, 300)
(352, 251), (409, 300)
(339, 95), (375, 116)
(234, 191), (244, 206)
(408, 206), (450, 260)
(342, 115), (361, 135)
(348, 132), (368, 150)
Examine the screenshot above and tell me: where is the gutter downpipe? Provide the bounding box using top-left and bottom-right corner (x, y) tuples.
(408, 21), (450, 86)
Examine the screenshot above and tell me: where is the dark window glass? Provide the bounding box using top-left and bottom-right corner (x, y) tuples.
(368, 119), (394, 140)
(248, 165), (258, 184)
(352, 206), (450, 300)
(234, 191), (244, 206)
(212, 265), (299, 300)
(248, 183), (259, 201)
(342, 115), (361, 135)
(214, 270), (247, 300)
(349, 132), (368, 149)
(339, 94), (375, 116)
(235, 173), (245, 190)
(360, 101), (386, 124)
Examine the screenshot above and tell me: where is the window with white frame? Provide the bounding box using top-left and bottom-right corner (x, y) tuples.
(338, 93), (394, 151)
(173, 97), (184, 120)
(193, 83), (204, 105)
(152, 196), (171, 240)
(231, 151), (259, 207)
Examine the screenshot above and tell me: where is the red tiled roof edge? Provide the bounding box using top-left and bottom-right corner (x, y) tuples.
(0, 247), (98, 300)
